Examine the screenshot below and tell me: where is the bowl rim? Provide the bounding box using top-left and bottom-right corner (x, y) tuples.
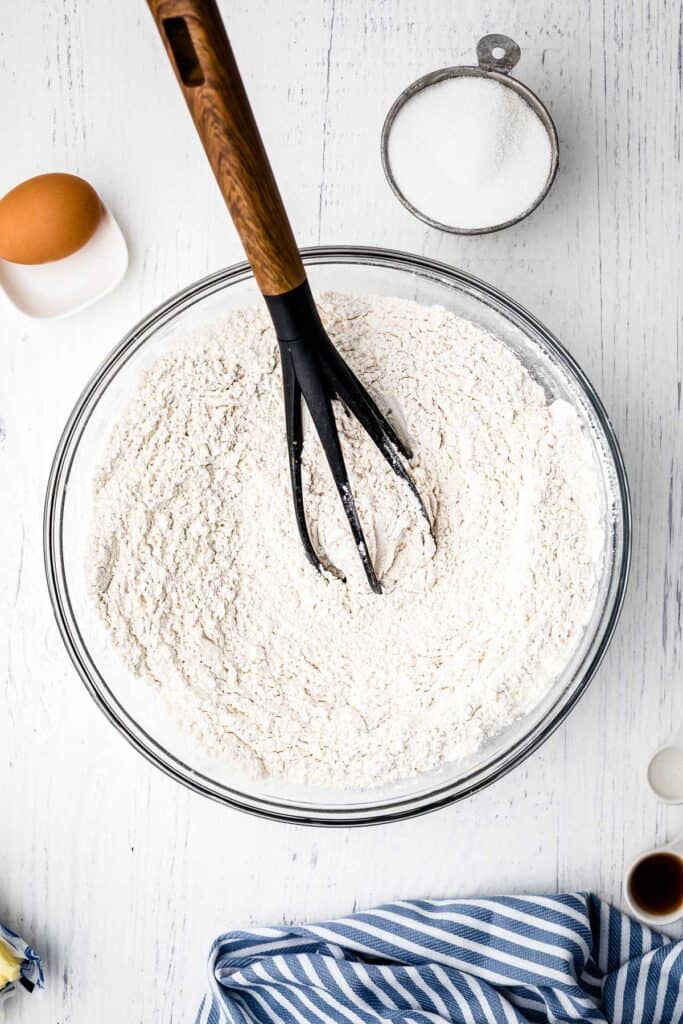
(44, 245), (631, 826)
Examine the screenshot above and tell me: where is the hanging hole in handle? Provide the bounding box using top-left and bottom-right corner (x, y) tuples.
(162, 17), (205, 87)
(476, 34), (521, 75)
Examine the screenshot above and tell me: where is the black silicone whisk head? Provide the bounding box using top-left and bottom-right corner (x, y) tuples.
(267, 281), (431, 594)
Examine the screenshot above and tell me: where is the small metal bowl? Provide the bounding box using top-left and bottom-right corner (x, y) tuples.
(381, 34), (560, 235)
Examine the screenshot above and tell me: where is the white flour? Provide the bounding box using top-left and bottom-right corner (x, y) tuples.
(87, 293), (604, 789)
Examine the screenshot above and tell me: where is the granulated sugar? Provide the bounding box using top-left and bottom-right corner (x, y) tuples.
(87, 293), (604, 789)
(387, 76), (553, 229)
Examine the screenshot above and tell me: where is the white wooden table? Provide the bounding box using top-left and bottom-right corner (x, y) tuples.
(2, 0), (681, 1019)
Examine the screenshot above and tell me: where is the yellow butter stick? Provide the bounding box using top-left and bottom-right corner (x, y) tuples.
(0, 937), (22, 988)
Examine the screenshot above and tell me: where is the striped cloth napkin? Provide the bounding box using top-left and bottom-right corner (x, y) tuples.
(196, 894), (683, 1024)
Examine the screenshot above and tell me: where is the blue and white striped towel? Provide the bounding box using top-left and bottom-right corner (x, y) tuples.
(196, 894), (683, 1024)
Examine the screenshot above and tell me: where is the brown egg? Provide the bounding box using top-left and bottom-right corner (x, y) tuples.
(0, 173), (104, 265)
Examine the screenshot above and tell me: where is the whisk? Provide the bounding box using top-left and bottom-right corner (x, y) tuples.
(148, 0), (429, 593)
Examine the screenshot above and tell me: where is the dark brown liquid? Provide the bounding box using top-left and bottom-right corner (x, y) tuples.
(629, 852), (683, 915)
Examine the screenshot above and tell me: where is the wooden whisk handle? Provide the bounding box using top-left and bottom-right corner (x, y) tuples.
(146, 0), (305, 296)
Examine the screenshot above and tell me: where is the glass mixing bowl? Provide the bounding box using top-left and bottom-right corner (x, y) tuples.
(44, 246), (631, 826)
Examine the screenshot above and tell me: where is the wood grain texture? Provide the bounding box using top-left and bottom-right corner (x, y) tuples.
(146, 0), (305, 295)
(1, 0), (682, 1021)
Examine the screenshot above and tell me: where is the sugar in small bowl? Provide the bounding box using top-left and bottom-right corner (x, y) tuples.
(382, 35), (559, 234)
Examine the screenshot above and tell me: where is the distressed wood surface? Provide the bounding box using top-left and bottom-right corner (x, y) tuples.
(1, 0), (682, 1020)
